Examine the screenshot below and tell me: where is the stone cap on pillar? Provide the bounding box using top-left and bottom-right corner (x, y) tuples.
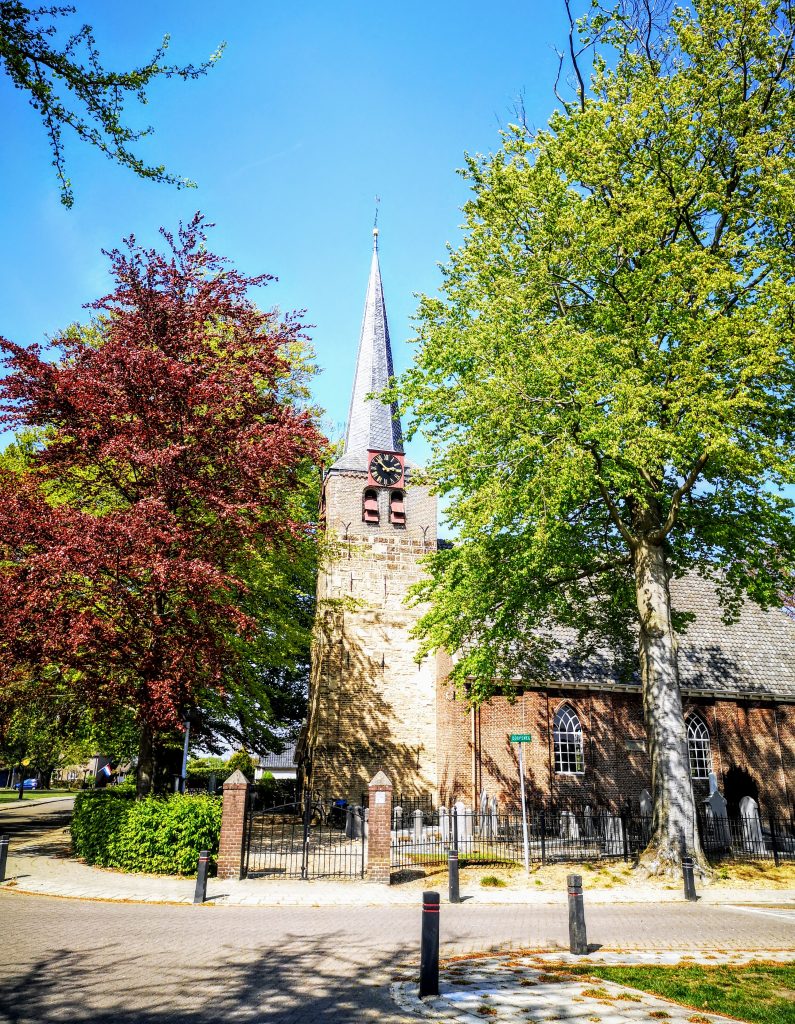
(369, 770), (392, 789)
(223, 769), (251, 787)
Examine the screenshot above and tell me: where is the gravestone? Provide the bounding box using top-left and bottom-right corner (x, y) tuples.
(413, 808), (424, 843)
(439, 806), (450, 845)
(604, 813), (623, 855)
(560, 809), (580, 841)
(490, 796), (499, 839)
(455, 801), (473, 845)
(393, 805), (403, 832)
(479, 790), (489, 835)
(739, 795), (763, 853)
(582, 804), (595, 838)
(345, 804), (364, 839)
(639, 789), (653, 818)
(704, 780), (731, 850)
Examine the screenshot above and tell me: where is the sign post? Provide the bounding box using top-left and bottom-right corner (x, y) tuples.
(510, 734), (532, 873)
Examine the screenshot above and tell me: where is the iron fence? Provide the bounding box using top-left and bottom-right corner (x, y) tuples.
(390, 804), (795, 871)
(245, 796), (366, 880)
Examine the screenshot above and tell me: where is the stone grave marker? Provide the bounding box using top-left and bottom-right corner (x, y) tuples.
(739, 795), (763, 853)
(413, 808), (424, 843)
(560, 808), (579, 841)
(439, 806), (450, 845)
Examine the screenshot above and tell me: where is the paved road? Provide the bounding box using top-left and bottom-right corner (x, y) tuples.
(0, 798), (73, 844)
(1, 893), (793, 1024)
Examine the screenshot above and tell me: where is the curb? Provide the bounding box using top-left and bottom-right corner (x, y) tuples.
(0, 796), (75, 811)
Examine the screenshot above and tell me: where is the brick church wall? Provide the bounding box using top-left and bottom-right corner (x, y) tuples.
(436, 677), (795, 820)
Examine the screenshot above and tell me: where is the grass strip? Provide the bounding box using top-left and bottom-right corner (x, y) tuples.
(561, 963), (795, 1024)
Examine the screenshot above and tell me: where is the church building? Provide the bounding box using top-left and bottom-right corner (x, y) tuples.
(301, 229), (795, 822)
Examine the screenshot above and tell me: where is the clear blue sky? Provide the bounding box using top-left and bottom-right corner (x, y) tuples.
(0, 0), (571, 465)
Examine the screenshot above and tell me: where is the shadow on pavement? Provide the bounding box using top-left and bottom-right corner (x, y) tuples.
(0, 930), (414, 1024)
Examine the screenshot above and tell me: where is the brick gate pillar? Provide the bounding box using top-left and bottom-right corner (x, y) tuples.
(217, 769), (250, 880)
(367, 770), (393, 884)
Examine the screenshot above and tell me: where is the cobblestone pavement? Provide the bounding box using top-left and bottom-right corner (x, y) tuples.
(1, 893), (793, 1024)
(392, 955), (766, 1023)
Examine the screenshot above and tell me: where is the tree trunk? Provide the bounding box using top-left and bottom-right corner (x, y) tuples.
(634, 538), (706, 875)
(136, 722), (155, 798)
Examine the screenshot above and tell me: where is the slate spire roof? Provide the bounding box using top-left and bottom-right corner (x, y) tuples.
(332, 228), (404, 471)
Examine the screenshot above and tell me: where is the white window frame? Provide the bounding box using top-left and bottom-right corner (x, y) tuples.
(553, 703), (585, 775)
(686, 713), (713, 779)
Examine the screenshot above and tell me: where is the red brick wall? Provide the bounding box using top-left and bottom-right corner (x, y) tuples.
(436, 676), (795, 820)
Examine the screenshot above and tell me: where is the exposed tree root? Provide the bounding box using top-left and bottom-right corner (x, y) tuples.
(637, 839), (713, 881)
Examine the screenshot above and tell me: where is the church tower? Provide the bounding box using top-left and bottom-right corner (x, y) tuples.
(302, 228), (439, 800)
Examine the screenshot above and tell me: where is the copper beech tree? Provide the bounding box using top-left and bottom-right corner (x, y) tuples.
(0, 216), (325, 795)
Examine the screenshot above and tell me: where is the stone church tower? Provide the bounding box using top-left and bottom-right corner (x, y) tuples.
(302, 228), (438, 800)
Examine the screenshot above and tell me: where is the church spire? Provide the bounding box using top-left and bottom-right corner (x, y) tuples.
(332, 227), (404, 471)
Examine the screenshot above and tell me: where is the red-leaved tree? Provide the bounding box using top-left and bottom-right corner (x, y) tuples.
(0, 215), (326, 794)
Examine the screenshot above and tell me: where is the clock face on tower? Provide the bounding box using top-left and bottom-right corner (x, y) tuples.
(368, 452), (403, 487)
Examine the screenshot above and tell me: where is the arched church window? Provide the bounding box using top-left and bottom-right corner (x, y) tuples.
(389, 489), (405, 526)
(686, 713), (712, 779)
(362, 488), (379, 524)
(553, 704), (585, 774)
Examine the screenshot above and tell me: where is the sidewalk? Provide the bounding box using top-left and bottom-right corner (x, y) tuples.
(4, 830), (795, 907)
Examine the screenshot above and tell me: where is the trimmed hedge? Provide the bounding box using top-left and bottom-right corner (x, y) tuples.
(71, 789), (222, 875)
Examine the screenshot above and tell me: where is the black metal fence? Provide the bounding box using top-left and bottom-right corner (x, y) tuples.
(390, 804), (795, 871)
(245, 795), (366, 880)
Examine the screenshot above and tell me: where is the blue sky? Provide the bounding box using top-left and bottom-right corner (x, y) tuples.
(0, 1), (570, 463)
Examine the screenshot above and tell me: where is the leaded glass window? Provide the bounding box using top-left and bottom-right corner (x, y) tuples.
(687, 713), (713, 779)
(553, 704), (585, 774)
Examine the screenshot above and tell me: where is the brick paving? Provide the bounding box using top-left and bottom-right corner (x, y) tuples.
(392, 956), (766, 1023)
(0, 893), (793, 1024)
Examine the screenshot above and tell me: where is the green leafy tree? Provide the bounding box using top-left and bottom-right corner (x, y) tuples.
(225, 748), (255, 781)
(396, 0), (795, 873)
(0, 3), (223, 206)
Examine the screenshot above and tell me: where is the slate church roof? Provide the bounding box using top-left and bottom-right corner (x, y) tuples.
(526, 574), (795, 702)
(332, 228), (405, 472)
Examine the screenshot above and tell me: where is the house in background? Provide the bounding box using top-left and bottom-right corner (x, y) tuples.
(256, 742), (298, 784)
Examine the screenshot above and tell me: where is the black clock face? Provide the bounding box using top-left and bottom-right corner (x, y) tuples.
(369, 452), (403, 487)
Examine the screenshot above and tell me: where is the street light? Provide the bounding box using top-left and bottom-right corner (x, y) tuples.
(17, 758), (31, 801)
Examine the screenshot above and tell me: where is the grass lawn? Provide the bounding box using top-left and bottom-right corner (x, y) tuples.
(562, 963), (795, 1024)
(0, 788), (73, 804)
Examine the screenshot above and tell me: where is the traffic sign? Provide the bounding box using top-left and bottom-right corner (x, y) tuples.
(509, 733), (532, 743)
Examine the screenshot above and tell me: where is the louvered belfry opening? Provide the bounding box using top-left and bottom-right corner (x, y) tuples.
(363, 488), (379, 524)
(389, 489), (405, 526)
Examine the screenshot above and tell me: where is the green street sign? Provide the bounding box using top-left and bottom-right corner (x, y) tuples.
(509, 733), (532, 743)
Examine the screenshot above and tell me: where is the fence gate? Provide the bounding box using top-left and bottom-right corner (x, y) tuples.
(245, 793), (366, 880)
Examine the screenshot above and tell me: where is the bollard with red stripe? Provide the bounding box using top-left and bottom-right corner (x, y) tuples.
(419, 890), (440, 997)
(567, 873), (588, 955)
(193, 849), (210, 905)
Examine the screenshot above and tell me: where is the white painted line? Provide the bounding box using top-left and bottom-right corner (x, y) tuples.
(724, 905), (795, 921)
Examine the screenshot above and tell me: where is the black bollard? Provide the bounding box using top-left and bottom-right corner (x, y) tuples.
(448, 848), (460, 904)
(682, 856), (697, 902)
(567, 873), (588, 955)
(419, 890), (440, 997)
(193, 849), (210, 904)
(0, 835), (8, 883)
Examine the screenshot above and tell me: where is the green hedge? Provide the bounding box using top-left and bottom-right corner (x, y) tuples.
(71, 790), (222, 875)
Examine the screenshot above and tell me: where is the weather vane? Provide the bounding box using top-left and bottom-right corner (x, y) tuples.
(374, 195), (380, 229)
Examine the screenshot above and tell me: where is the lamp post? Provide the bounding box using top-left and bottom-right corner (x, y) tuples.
(178, 715), (192, 794)
(17, 758), (30, 800)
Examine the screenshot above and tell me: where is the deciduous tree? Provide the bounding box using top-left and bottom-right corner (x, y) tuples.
(0, 3), (222, 206)
(396, 0), (795, 873)
(0, 215), (326, 795)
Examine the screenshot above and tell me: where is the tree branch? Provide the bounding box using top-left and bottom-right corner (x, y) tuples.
(649, 452), (708, 542)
